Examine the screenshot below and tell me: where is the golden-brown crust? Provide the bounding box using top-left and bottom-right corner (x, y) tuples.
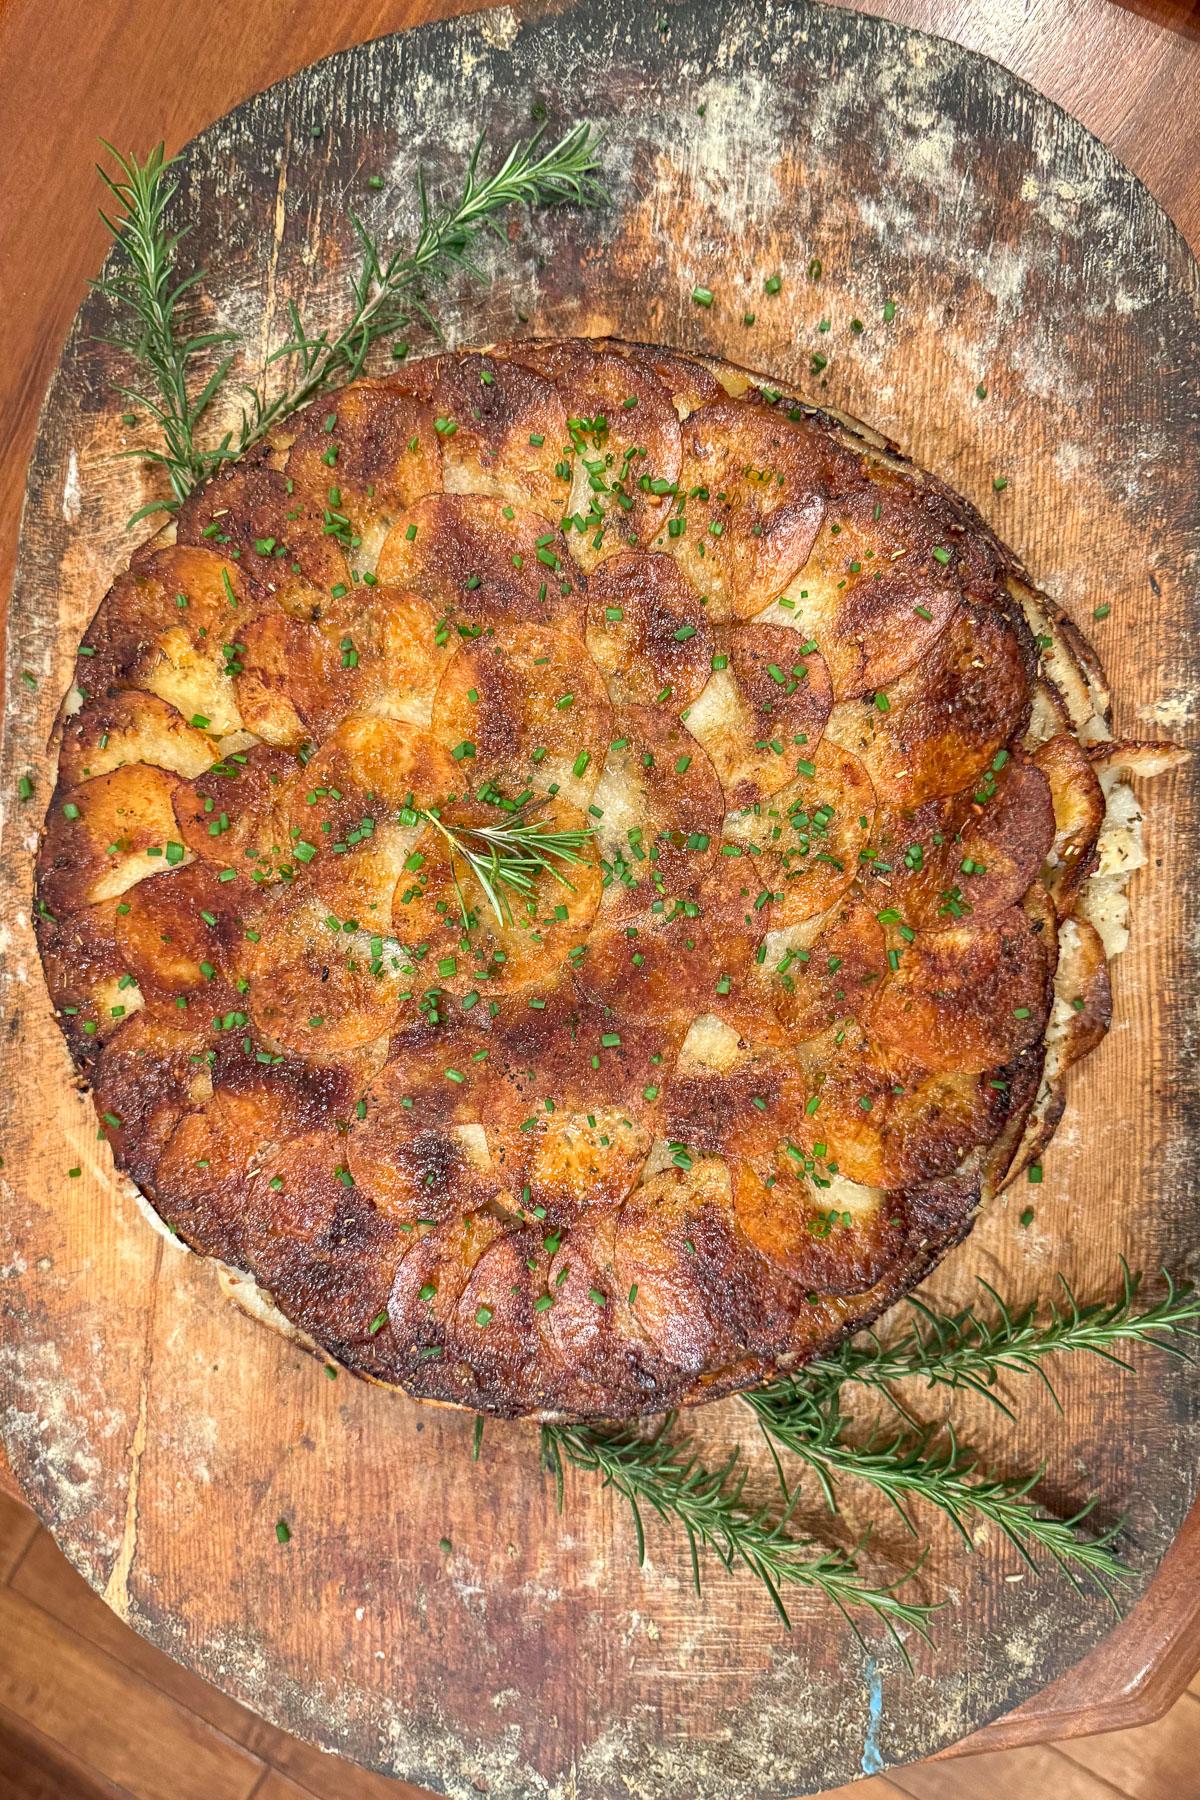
(34, 340), (1135, 1420)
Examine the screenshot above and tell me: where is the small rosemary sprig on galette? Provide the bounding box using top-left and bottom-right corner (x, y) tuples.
(94, 123), (607, 524)
(408, 807), (595, 929)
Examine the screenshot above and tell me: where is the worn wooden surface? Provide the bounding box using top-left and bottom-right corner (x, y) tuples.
(1, 1), (1199, 1795)
(5, 1487), (1200, 1800)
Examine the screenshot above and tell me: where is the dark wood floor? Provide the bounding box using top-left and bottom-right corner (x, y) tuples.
(2, 1485), (1198, 1799)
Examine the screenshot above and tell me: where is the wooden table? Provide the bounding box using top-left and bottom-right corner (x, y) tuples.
(1, 0), (1198, 1779)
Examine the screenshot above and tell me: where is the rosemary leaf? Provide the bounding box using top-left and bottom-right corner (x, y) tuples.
(540, 1419), (936, 1660)
(744, 1385), (1130, 1608)
(237, 122), (608, 452)
(93, 141), (237, 511)
(416, 809), (594, 929)
(802, 1263), (1200, 1422)
(95, 124), (607, 526)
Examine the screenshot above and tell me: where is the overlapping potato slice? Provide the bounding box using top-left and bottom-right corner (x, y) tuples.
(39, 762), (188, 912)
(731, 1160), (905, 1295)
(683, 623), (833, 807)
(651, 396), (826, 619)
(769, 466), (981, 697)
(252, 1201), (404, 1364)
(662, 1013), (810, 1164)
(392, 801), (601, 994)
(281, 380), (442, 565)
(173, 742), (299, 875)
(58, 691), (217, 787)
(347, 1022), (513, 1223)
(450, 1230), (543, 1382)
(868, 904), (1051, 1074)
(588, 704), (722, 915)
(173, 458), (349, 617)
(827, 593), (1036, 805)
(92, 1005), (220, 1188)
(85, 546), (255, 735)
(616, 342), (723, 416)
(235, 584), (458, 743)
(863, 753), (1055, 929)
(284, 715), (459, 908)
(483, 987), (674, 1222)
(1050, 915), (1113, 1073)
(575, 897), (756, 1023)
(394, 350), (570, 513)
(430, 623), (610, 808)
(150, 1053), (365, 1263)
(764, 897), (889, 1039)
(35, 899), (129, 1053)
(238, 884), (411, 1053)
(613, 1159), (807, 1367)
(585, 552), (714, 705)
(375, 493), (582, 634)
(724, 739), (875, 927)
(288, 714), (456, 841)
(792, 1019), (1015, 1189)
(384, 1209), (520, 1383)
(611, 1159), (742, 1370)
(510, 340), (683, 563)
(537, 1217), (629, 1380)
(1034, 732), (1106, 910)
(113, 861), (241, 998)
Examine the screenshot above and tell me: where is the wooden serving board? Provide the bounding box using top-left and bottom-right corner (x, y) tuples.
(2, 1), (1198, 1793)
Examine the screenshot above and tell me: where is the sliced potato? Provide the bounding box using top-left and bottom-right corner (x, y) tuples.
(869, 905), (1051, 1074)
(39, 763), (188, 911)
(239, 888), (411, 1053)
(282, 380), (442, 566)
(865, 753), (1055, 929)
(615, 341), (723, 416)
(395, 350), (570, 513)
(392, 802), (602, 995)
(585, 551), (715, 706)
(58, 691), (217, 786)
(430, 623), (610, 809)
(375, 492), (583, 635)
(651, 396), (826, 619)
(732, 1161), (904, 1296)
(766, 897), (888, 1040)
(347, 1031), (510, 1224)
(587, 703), (722, 914)
(724, 739), (875, 928)
(113, 861), (241, 996)
(173, 742), (300, 875)
(174, 458), (348, 617)
(684, 624), (833, 808)
(828, 593), (1035, 806)
(1034, 732), (1106, 910)
(510, 339), (683, 564)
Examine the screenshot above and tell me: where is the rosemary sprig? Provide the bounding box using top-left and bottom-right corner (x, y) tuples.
(540, 1420), (936, 1659)
(801, 1264), (1200, 1422)
(92, 142), (239, 524)
(744, 1385), (1129, 1607)
(412, 808), (594, 929)
(95, 124), (607, 524)
(239, 123), (607, 447)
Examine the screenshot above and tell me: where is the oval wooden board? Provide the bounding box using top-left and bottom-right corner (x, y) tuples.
(2, 1), (1199, 1794)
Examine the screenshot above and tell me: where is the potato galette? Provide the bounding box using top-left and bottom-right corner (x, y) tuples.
(35, 340), (1162, 1419)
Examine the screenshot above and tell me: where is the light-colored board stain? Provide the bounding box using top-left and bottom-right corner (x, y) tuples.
(1, 1), (1198, 1795)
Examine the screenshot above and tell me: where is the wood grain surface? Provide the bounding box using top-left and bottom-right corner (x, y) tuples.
(1, 1), (1198, 1795)
(4, 1482), (1200, 1800)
